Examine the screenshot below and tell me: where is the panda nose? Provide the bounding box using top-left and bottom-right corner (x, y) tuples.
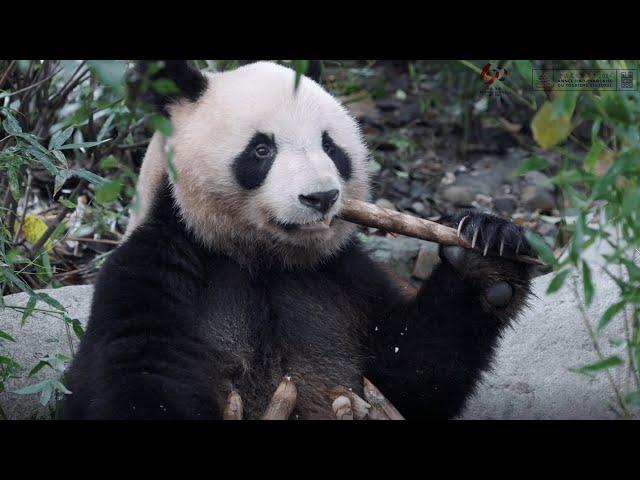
(298, 189), (339, 214)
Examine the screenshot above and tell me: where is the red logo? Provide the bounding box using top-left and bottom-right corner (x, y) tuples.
(480, 63), (509, 85)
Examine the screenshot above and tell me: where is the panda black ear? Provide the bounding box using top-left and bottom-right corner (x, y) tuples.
(306, 60), (323, 83)
(132, 60), (208, 114)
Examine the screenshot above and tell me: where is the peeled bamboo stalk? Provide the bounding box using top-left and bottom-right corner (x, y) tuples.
(329, 386), (372, 420)
(261, 376), (298, 420)
(331, 396), (354, 420)
(223, 390), (243, 420)
(363, 377), (405, 420)
(338, 198), (550, 271)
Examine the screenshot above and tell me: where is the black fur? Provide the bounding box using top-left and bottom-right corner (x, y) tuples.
(232, 133), (278, 190)
(322, 131), (352, 180)
(63, 178), (534, 419)
(133, 61), (208, 114)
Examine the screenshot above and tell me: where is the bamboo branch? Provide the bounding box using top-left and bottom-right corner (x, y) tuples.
(223, 391), (243, 420)
(363, 377), (405, 420)
(261, 376), (298, 420)
(338, 198), (551, 271)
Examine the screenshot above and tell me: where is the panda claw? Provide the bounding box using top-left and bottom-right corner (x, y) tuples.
(499, 237), (505, 257)
(471, 228), (479, 249)
(483, 242), (489, 257)
(457, 216), (469, 238)
(516, 239), (521, 255)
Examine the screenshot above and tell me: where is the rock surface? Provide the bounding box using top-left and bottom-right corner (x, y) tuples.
(0, 240), (634, 420)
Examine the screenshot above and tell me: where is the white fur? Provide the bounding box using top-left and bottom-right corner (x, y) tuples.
(126, 62), (371, 268)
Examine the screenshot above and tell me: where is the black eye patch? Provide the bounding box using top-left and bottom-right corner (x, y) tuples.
(322, 131), (352, 181)
(233, 133), (277, 190)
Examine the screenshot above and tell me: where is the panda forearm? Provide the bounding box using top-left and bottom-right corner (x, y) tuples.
(365, 262), (506, 420)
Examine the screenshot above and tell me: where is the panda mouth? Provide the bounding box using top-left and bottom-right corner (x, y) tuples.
(272, 216), (336, 233)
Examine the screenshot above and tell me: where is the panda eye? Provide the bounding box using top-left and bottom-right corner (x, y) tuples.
(322, 132), (336, 154)
(254, 144), (273, 159)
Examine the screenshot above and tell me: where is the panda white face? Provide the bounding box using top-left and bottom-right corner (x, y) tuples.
(153, 61), (370, 267)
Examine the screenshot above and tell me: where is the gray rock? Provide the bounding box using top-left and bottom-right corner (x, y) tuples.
(493, 195), (517, 214)
(374, 198), (396, 211)
(524, 171), (554, 191)
(441, 186), (476, 207)
(522, 185), (556, 212)
(410, 201), (426, 216)
(460, 241), (635, 420)
(411, 242), (440, 280)
(0, 285), (93, 420)
(359, 236), (423, 282)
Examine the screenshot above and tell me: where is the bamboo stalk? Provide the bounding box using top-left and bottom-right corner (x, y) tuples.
(363, 377), (405, 420)
(261, 376), (298, 420)
(331, 396), (354, 420)
(223, 390), (243, 420)
(338, 198), (550, 271)
(329, 386), (371, 420)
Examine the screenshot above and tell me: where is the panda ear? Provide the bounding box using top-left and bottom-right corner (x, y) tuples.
(306, 60), (323, 83)
(133, 60), (208, 114)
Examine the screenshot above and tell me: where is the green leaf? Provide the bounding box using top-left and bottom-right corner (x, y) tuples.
(0, 330), (16, 343)
(36, 292), (66, 312)
(149, 115), (173, 137)
(94, 180), (122, 204)
(71, 318), (84, 339)
(28, 360), (52, 378)
(39, 383), (53, 406)
(582, 261), (593, 306)
(2, 110), (22, 134)
(49, 127), (74, 150)
(626, 390), (640, 407)
(28, 148), (59, 176)
(524, 231), (557, 266)
(570, 356), (622, 375)
(597, 301), (626, 331)
(13, 379), (51, 395)
(88, 60), (126, 88)
(292, 60), (310, 90)
(152, 78), (179, 95)
(21, 295), (37, 325)
(515, 155), (548, 176)
(584, 140), (604, 173)
(513, 60), (532, 81)
(547, 269), (570, 294)
(54, 381), (72, 395)
(59, 198), (76, 209)
(98, 155), (119, 170)
(531, 101), (572, 150)
(58, 139), (110, 150)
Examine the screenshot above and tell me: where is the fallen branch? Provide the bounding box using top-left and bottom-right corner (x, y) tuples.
(338, 198), (550, 271)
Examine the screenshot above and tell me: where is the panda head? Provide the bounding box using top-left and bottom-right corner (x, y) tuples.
(138, 61), (370, 268)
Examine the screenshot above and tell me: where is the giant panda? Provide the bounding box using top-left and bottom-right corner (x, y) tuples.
(62, 60), (537, 420)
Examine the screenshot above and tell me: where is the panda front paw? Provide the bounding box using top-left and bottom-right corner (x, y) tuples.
(438, 210), (535, 313)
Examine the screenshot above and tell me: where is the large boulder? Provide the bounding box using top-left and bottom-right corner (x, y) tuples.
(0, 239), (633, 419)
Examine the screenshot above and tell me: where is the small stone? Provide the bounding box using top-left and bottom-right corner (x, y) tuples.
(493, 195), (517, 214)
(411, 201), (426, 215)
(375, 198), (396, 211)
(537, 222), (558, 238)
(411, 243), (440, 280)
(441, 186), (475, 207)
(524, 171), (553, 191)
(522, 186), (556, 213)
